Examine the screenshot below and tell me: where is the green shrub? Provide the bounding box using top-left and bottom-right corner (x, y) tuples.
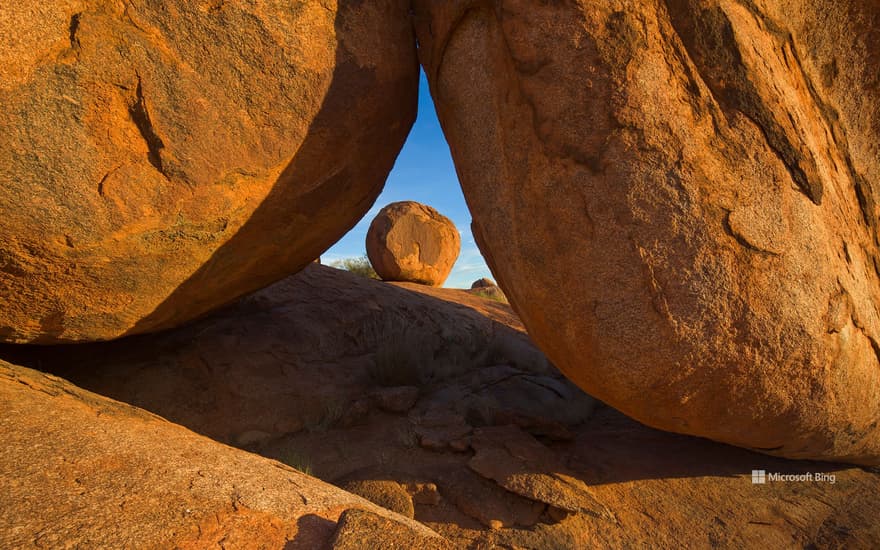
(472, 288), (508, 303)
(304, 399), (346, 433)
(331, 255), (379, 279)
(279, 448), (312, 476)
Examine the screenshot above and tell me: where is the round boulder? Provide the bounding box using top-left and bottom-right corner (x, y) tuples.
(414, 0), (880, 464)
(468, 281), (508, 304)
(0, 0), (418, 343)
(366, 201), (460, 286)
(471, 278), (497, 289)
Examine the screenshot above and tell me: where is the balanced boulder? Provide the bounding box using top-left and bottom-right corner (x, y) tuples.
(413, 0), (880, 464)
(0, 0), (418, 343)
(366, 201), (461, 286)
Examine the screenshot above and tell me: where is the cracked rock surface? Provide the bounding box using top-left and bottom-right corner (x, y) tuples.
(1, 266), (878, 548)
(0, 360), (440, 549)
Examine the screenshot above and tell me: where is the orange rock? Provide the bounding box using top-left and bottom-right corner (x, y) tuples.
(329, 509), (450, 550)
(471, 278), (496, 289)
(0, 360), (441, 547)
(366, 201), (461, 286)
(0, 265), (538, 447)
(3, 265), (879, 547)
(0, 1), (418, 343)
(413, 1), (880, 464)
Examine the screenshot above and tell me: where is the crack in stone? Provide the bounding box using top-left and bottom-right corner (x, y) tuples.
(68, 13), (82, 50)
(128, 73), (169, 178)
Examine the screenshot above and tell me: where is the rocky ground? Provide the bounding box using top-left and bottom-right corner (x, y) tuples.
(2, 265), (878, 548)
(0, 361), (441, 549)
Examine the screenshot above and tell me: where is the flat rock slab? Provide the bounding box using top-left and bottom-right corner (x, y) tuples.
(440, 468), (544, 529)
(468, 425), (614, 520)
(330, 509), (450, 550)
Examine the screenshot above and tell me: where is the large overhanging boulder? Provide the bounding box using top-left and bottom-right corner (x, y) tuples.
(0, 0), (418, 343)
(412, 0), (880, 464)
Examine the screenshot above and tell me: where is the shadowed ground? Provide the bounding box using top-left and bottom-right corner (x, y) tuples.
(2, 265), (877, 548)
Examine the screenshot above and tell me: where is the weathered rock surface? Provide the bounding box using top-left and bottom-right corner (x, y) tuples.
(0, 0), (418, 344)
(0, 360), (440, 548)
(413, 0), (880, 463)
(471, 278), (496, 289)
(468, 425), (613, 520)
(339, 479), (415, 519)
(2, 264), (879, 549)
(441, 468), (545, 529)
(411, 409), (474, 452)
(372, 385), (421, 413)
(416, 364), (596, 440)
(0, 264), (543, 447)
(329, 509), (451, 550)
(367, 201), (461, 286)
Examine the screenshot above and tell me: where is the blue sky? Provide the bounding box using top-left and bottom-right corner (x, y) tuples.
(323, 71), (492, 288)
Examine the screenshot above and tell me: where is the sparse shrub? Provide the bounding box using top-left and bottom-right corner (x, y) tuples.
(473, 290), (503, 302)
(395, 424), (419, 448)
(279, 449), (312, 476)
(305, 399), (346, 433)
(472, 288), (509, 304)
(331, 255), (379, 279)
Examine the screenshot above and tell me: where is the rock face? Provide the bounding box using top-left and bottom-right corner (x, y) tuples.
(0, 0), (418, 343)
(0, 361), (440, 548)
(413, 1), (880, 463)
(0, 265), (544, 447)
(329, 509), (450, 550)
(468, 426), (612, 519)
(339, 479), (415, 519)
(3, 266), (879, 548)
(367, 201), (461, 286)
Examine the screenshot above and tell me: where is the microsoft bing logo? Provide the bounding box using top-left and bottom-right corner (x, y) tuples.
(752, 470), (766, 484)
